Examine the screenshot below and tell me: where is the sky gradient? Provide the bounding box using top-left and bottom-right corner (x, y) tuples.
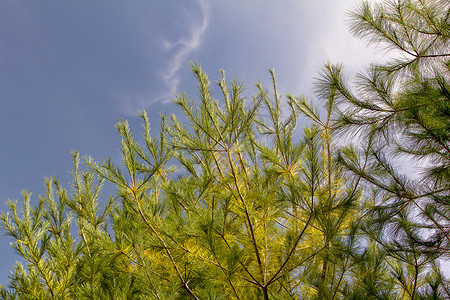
(0, 0), (385, 285)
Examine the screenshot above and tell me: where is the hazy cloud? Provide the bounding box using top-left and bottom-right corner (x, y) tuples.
(120, 0), (209, 115)
(158, 0), (209, 103)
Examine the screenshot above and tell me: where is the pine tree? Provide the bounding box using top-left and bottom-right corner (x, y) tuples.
(3, 0), (448, 298)
(315, 0), (450, 297)
(1, 64), (364, 299)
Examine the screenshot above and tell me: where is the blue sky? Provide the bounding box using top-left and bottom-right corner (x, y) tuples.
(0, 0), (382, 285)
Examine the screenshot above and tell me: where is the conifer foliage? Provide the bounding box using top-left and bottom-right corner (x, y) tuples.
(0, 64), (363, 299)
(1, 0), (449, 299)
(316, 0), (450, 298)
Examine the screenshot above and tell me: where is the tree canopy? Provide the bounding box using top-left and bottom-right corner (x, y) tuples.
(1, 0), (449, 299)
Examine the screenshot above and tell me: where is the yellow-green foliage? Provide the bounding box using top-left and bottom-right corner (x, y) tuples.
(1, 1), (449, 298)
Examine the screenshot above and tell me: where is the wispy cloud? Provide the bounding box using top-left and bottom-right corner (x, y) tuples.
(158, 0), (209, 103)
(121, 0), (209, 115)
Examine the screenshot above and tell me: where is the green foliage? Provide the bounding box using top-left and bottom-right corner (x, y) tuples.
(0, 64), (364, 299)
(1, 0), (449, 299)
(317, 0), (450, 298)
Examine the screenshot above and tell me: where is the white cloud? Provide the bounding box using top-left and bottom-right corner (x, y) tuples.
(158, 0), (209, 103)
(269, 0), (385, 98)
(120, 0), (209, 115)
